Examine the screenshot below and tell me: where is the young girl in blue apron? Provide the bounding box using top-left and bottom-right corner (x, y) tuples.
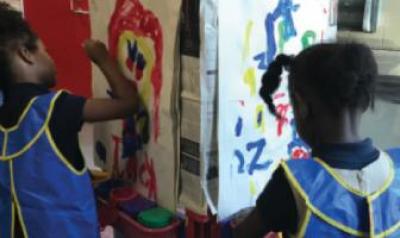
(0, 3), (138, 237)
(234, 43), (400, 237)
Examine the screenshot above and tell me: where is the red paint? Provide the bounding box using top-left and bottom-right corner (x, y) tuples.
(138, 154), (157, 200)
(291, 148), (310, 160)
(273, 92), (286, 100)
(24, 0), (92, 97)
(125, 156), (138, 182)
(276, 104), (290, 136)
(125, 58), (144, 81)
(112, 135), (123, 177)
(109, 0), (163, 142)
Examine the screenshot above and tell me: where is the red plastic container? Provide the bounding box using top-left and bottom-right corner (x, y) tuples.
(115, 211), (181, 238)
(110, 187), (138, 205)
(97, 198), (119, 230)
(185, 209), (220, 238)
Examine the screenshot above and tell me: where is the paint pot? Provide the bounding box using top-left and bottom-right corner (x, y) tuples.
(110, 187), (138, 204)
(118, 196), (157, 218)
(137, 207), (173, 229)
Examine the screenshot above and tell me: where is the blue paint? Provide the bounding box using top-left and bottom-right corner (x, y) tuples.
(95, 141), (107, 164)
(122, 104), (150, 158)
(257, 111), (263, 127)
(235, 117), (243, 137)
(127, 40), (139, 62)
(234, 150), (246, 174)
(254, 0), (299, 69)
(127, 40), (147, 71)
(246, 138), (269, 175)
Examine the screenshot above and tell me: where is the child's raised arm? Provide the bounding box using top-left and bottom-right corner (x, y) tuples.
(82, 39), (138, 122)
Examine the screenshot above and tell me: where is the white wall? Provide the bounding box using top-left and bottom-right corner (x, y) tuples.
(3, 0), (22, 10)
(338, 0), (400, 50)
(340, 0), (400, 149)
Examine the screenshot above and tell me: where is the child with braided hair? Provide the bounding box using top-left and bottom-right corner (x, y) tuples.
(235, 43), (400, 237)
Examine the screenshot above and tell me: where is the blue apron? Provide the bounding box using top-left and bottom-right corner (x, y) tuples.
(0, 91), (99, 238)
(281, 150), (400, 237)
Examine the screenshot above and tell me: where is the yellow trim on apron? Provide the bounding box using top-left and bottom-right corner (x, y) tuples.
(9, 161), (28, 238)
(0, 91), (63, 161)
(296, 209), (311, 238)
(281, 160), (366, 237)
(11, 203), (15, 238)
(282, 158), (400, 238)
(0, 98), (38, 132)
(45, 127), (87, 176)
(314, 156), (395, 198)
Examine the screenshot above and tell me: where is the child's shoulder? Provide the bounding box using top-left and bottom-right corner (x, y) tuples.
(386, 148), (400, 168)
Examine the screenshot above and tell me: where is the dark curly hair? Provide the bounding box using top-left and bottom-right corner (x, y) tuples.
(260, 43), (378, 116)
(0, 2), (38, 96)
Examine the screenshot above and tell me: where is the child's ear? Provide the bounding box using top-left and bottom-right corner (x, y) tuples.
(16, 46), (35, 65)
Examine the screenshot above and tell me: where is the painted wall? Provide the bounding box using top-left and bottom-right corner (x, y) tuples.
(23, 0), (92, 97)
(22, 0), (95, 167)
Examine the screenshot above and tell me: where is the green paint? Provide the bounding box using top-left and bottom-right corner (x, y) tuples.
(301, 30), (317, 49)
(278, 21), (286, 53)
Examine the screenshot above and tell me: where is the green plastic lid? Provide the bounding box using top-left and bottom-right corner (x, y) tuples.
(137, 207), (173, 228)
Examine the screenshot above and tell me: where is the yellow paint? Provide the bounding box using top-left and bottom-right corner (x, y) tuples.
(243, 68), (256, 96)
(117, 31), (155, 108)
(249, 179), (257, 197)
(255, 104), (265, 132)
(242, 20), (254, 61)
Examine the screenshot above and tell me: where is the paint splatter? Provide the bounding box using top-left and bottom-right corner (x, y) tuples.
(109, 0), (163, 142)
(247, 138), (268, 175)
(139, 154), (157, 200)
(234, 150), (245, 174)
(249, 179), (257, 197)
(301, 30), (316, 49)
(122, 104), (150, 158)
(278, 21), (286, 53)
(254, 0), (299, 69)
(243, 20), (254, 61)
(273, 92), (286, 100)
(126, 39), (147, 81)
(287, 119), (311, 159)
(243, 68), (256, 96)
(235, 117), (243, 137)
(276, 103), (290, 137)
(255, 104), (265, 132)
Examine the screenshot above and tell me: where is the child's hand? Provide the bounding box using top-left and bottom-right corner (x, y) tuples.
(83, 39), (110, 65)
